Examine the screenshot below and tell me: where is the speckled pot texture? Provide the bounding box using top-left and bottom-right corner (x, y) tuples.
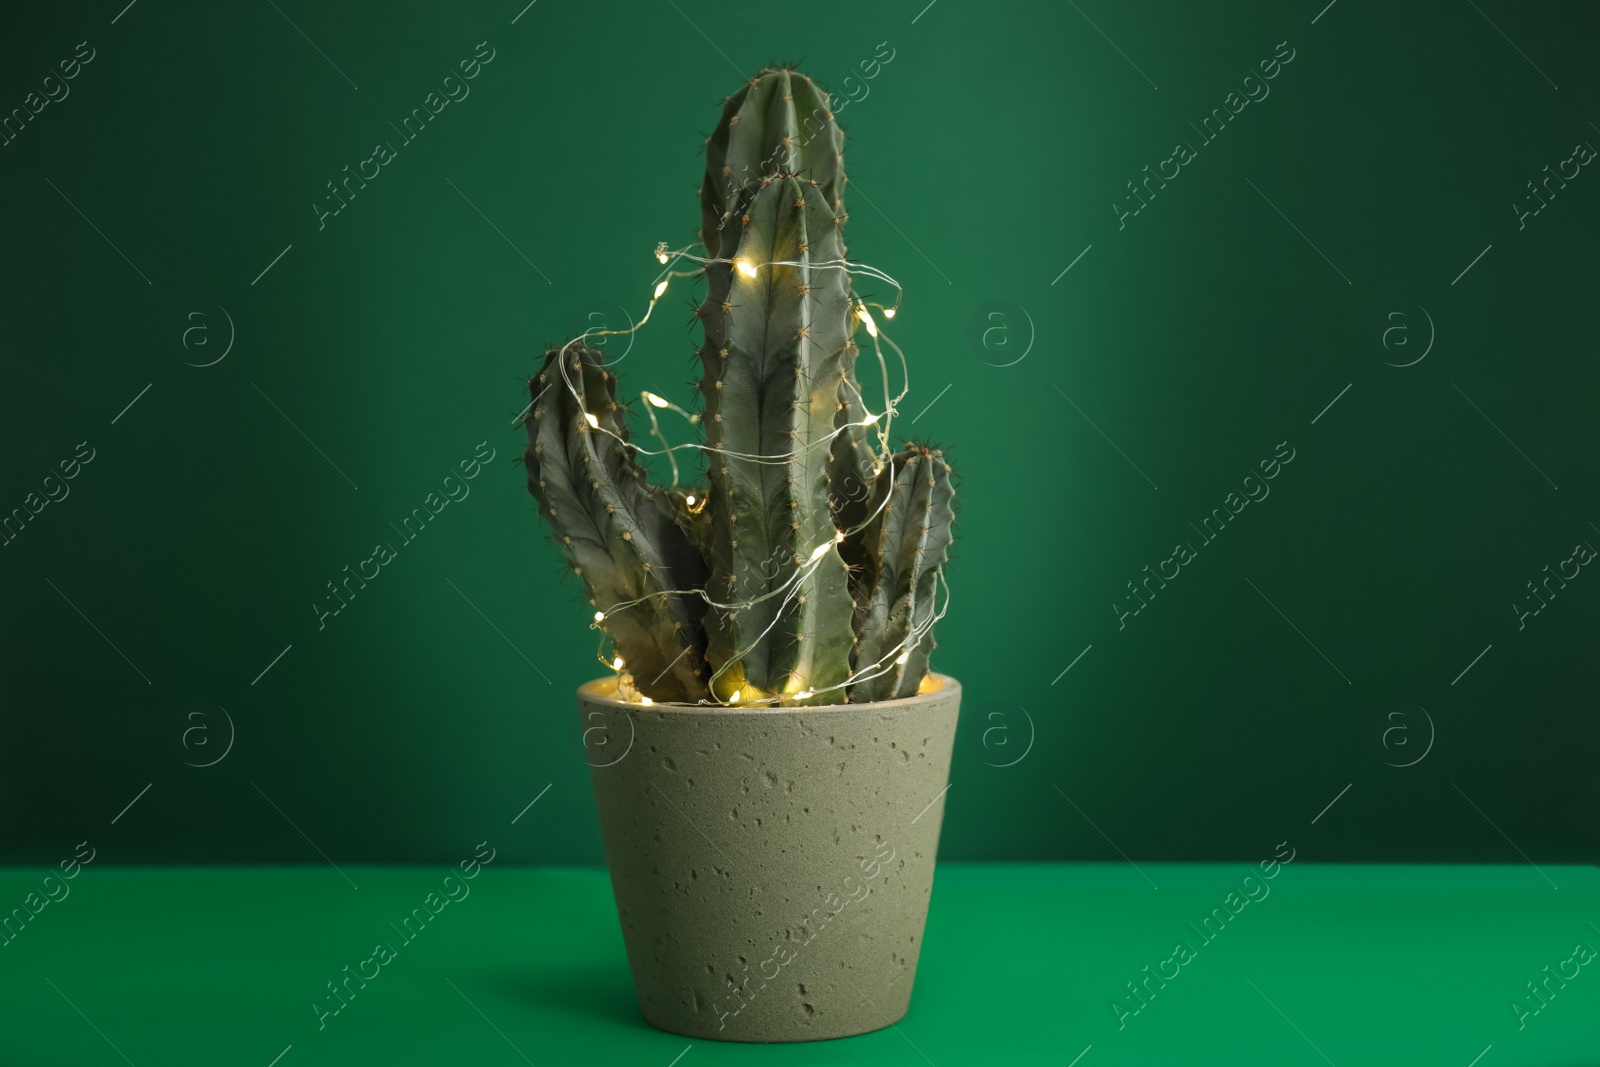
(577, 674), (961, 1042)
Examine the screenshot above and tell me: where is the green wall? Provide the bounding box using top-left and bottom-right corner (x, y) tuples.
(2, 0), (1595, 867)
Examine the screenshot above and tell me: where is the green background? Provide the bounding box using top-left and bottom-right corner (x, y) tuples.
(3, 0), (1597, 874)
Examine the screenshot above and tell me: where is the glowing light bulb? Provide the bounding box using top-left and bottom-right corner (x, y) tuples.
(640, 695), (654, 705)
(729, 689), (742, 703)
(643, 391), (670, 408)
(883, 308), (896, 319)
(735, 259), (758, 278)
(895, 651), (910, 665)
(583, 412), (600, 428)
(795, 689), (813, 699)
(834, 530), (846, 543)
(612, 656), (625, 671)
(653, 280), (669, 300)
(809, 541), (833, 562)
(856, 305), (878, 338)
(860, 411), (882, 426)
(685, 494), (697, 506)
(654, 242), (670, 264)
(594, 610), (605, 622)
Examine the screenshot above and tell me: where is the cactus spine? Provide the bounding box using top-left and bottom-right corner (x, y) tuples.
(524, 67), (956, 706)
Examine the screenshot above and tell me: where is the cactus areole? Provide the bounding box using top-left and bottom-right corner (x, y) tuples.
(523, 67), (957, 707)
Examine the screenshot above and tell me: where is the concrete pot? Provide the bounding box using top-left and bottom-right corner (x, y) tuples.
(577, 674), (961, 1042)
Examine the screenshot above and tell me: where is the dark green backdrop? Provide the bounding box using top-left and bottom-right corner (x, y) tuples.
(3, 0), (1595, 868)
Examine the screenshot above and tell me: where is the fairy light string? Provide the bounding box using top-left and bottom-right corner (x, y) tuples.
(536, 232), (940, 707)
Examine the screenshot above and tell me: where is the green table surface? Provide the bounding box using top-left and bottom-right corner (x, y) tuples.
(2, 863), (1595, 1066)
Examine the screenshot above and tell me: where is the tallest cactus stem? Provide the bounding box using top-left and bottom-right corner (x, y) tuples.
(696, 174), (856, 704)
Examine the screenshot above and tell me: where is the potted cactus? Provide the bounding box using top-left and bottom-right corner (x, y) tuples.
(522, 67), (960, 1042)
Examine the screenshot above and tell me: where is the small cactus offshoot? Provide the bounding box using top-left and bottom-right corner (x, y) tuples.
(523, 67), (955, 706)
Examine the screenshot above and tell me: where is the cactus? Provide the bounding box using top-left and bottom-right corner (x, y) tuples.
(524, 346), (711, 702)
(849, 446), (956, 702)
(523, 67), (956, 706)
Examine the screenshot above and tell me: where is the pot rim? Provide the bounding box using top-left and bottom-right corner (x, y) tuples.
(578, 673), (960, 715)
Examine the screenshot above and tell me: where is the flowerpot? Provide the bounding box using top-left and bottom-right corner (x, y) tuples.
(577, 673), (961, 1042)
